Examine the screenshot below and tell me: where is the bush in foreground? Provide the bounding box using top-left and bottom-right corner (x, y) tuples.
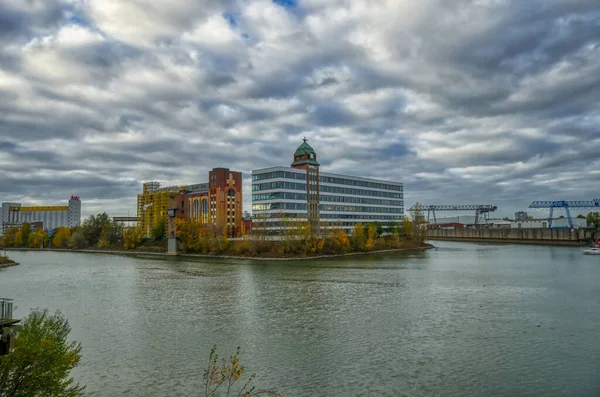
(204, 346), (282, 397)
(0, 310), (84, 397)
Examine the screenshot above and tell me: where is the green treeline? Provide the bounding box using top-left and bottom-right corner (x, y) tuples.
(0, 213), (158, 250)
(174, 217), (426, 257)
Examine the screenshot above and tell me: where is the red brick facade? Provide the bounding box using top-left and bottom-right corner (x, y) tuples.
(168, 168), (243, 238)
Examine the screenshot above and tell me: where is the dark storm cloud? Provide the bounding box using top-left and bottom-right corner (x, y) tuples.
(1, 0), (599, 216)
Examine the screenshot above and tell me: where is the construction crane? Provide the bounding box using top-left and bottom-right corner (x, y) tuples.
(528, 199), (600, 228)
(409, 204), (498, 225)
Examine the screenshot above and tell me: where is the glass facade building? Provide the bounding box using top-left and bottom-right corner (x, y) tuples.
(251, 166), (404, 233)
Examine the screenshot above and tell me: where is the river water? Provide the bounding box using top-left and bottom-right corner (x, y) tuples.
(1, 241), (599, 396)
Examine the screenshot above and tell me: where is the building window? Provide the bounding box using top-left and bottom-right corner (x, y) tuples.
(194, 200), (200, 219)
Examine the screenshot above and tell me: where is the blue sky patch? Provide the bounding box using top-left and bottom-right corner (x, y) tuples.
(273, 0), (296, 8)
(222, 12), (236, 27)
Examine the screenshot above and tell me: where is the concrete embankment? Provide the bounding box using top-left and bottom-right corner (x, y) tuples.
(427, 227), (594, 246)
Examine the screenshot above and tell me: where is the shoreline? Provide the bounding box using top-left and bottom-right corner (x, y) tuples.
(1, 244), (435, 261)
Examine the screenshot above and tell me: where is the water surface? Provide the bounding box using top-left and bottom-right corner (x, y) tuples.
(1, 242), (599, 396)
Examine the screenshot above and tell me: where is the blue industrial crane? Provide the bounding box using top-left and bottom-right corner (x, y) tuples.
(528, 200), (600, 228)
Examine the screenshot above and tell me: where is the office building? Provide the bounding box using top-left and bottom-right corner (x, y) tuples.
(1, 196), (82, 234)
(252, 139), (404, 234)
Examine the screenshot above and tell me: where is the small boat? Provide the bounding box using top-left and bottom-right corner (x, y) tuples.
(583, 248), (600, 255)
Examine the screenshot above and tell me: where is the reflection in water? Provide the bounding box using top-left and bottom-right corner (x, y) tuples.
(1, 243), (600, 397)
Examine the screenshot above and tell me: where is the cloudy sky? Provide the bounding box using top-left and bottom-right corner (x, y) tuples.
(1, 0), (599, 219)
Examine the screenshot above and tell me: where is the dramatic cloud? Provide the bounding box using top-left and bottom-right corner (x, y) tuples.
(1, 0), (599, 218)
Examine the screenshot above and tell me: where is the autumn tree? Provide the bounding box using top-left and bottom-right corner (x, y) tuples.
(365, 224), (377, 251)
(52, 227), (71, 248)
(18, 223), (32, 247)
(0, 310), (84, 397)
(28, 227), (48, 248)
(123, 227), (144, 250)
(324, 229), (351, 254)
(351, 223), (366, 251)
(2, 227), (19, 247)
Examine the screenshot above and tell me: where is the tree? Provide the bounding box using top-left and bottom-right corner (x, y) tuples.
(586, 212), (600, 227)
(576, 214), (586, 219)
(152, 217), (167, 241)
(19, 223), (31, 247)
(365, 224), (377, 251)
(409, 202), (425, 223)
(69, 228), (88, 249)
(373, 222), (383, 238)
(2, 227), (19, 247)
(123, 227), (144, 250)
(97, 222), (123, 248)
(351, 224), (366, 251)
(81, 213), (110, 247)
(52, 227), (71, 248)
(203, 346), (282, 397)
(0, 310), (84, 397)
(13, 231), (23, 247)
(502, 217), (511, 221)
(28, 227), (48, 248)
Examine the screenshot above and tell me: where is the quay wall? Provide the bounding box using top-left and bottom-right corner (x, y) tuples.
(427, 227), (594, 246)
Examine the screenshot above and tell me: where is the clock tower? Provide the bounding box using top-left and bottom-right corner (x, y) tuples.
(291, 138), (320, 234)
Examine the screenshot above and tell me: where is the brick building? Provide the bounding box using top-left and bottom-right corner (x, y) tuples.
(168, 168), (243, 238)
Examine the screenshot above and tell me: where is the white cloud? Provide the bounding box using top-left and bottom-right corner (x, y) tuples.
(1, 0), (599, 217)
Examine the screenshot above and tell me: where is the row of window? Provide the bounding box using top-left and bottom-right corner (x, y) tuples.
(252, 202), (404, 213)
(252, 171), (402, 191)
(253, 213), (403, 221)
(252, 182), (403, 199)
(251, 192), (403, 207)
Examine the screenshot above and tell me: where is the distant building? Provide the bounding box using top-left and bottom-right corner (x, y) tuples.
(0, 196), (81, 234)
(252, 139), (404, 234)
(168, 168), (244, 238)
(515, 211), (528, 221)
(140, 168), (244, 238)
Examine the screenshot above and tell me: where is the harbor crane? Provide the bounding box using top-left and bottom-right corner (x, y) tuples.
(408, 204), (498, 225)
(528, 199), (600, 228)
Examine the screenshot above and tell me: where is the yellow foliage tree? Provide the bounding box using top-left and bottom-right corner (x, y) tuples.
(2, 227), (19, 247)
(365, 224), (377, 251)
(351, 223), (366, 251)
(52, 227), (71, 248)
(123, 227), (144, 250)
(28, 227), (48, 248)
(13, 231), (23, 247)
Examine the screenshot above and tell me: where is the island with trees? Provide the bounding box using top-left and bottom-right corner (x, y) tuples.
(0, 212), (430, 259)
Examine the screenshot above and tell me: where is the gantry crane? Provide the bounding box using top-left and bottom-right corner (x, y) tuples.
(408, 204), (497, 225)
(528, 200), (600, 228)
